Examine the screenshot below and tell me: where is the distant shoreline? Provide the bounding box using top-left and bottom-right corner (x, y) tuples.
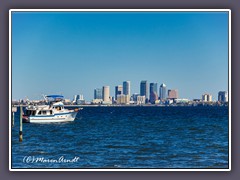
(12, 104), (228, 107)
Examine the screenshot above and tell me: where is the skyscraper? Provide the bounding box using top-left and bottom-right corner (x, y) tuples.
(218, 91), (228, 102)
(140, 80), (148, 102)
(115, 85), (123, 100)
(94, 88), (103, 99)
(73, 95), (80, 103)
(123, 81), (130, 96)
(150, 83), (158, 104)
(159, 83), (167, 100)
(102, 86), (110, 102)
(168, 89), (178, 99)
(202, 93), (212, 102)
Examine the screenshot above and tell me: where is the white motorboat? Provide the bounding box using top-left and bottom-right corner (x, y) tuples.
(22, 95), (82, 123)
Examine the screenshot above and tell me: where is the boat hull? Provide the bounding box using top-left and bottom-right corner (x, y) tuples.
(26, 111), (78, 123)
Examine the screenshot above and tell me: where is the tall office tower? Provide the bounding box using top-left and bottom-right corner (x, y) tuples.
(102, 86), (110, 102)
(168, 89), (178, 99)
(218, 91), (228, 102)
(140, 80), (148, 102)
(159, 83), (167, 100)
(202, 93), (212, 102)
(73, 95), (80, 102)
(115, 85), (123, 100)
(94, 88), (103, 99)
(150, 83), (158, 104)
(123, 81), (130, 96)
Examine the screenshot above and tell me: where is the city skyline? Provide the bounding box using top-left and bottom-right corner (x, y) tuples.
(14, 79), (228, 103)
(12, 11), (229, 101)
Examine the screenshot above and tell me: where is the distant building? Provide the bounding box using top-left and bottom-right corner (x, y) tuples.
(64, 99), (71, 104)
(150, 83), (158, 104)
(159, 83), (167, 100)
(168, 89), (178, 99)
(132, 93), (140, 102)
(76, 94), (85, 104)
(140, 80), (148, 103)
(63, 99), (71, 105)
(175, 98), (189, 103)
(73, 95), (80, 103)
(218, 91), (228, 102)
(193, 99), (201, 102)
(123, 81), (130, 102)
(92, 99), (102, 104)
(117, 94), (130, 104)
(77, 99), (85, 105)
(73, 94), (84, 104)
(123, 81), (130, 96)
(102, 86), (111, 103)
(115, 85), (123, 100)
(79, 94), (84, 100)
(202, 93), (212, 102)
(94, 88), (103, 100)
(102, 100), (112, 105)
(111, 96), (115, 104)
(137, 96), (146, 105)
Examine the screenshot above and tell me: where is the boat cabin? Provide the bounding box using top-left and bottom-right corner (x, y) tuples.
(24, 95), (67, 117)
(37, 110), (53, 115)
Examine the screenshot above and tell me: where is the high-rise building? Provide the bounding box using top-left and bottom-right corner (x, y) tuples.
(140, 80), (148, 102)
(73, 95), (80, 103)
(123, 81), (130, 96)
(94, 88), (103, 99)
(150, 83), (158, 104)
(73, 94), (83, 104)
(77, 95), (85, 104)
(168, 89), (178, 99)
(202, 93), (212, 102)
(117, 94), (130, 104)
(115, 85), (123, 100)
(137, 96), (146, 105)
(102, 86), (110, 102)
(159, 83), (167, 100)
(132, 93), (140, 102)
(218, 91), (228, 102)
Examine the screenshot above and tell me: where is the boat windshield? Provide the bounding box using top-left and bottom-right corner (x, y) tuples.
(38, 110), (53, 115)
(54, 106), (63, 110)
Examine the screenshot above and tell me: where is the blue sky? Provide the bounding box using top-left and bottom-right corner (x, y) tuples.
(12, 11), (229, 101)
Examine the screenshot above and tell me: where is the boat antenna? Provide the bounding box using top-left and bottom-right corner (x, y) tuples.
(25, 96), (30, 105)
(42, 94), (48, 102)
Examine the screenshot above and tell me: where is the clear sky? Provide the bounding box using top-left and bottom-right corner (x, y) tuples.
(12, 11), (229, 101)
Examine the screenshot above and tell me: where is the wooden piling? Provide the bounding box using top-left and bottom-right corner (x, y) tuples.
(12, 106), (17, 127)
(19, 105), (23, 142)
(12, 112), (14, 127)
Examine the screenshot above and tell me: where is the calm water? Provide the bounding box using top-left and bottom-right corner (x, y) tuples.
(11, 106), (229, 169)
